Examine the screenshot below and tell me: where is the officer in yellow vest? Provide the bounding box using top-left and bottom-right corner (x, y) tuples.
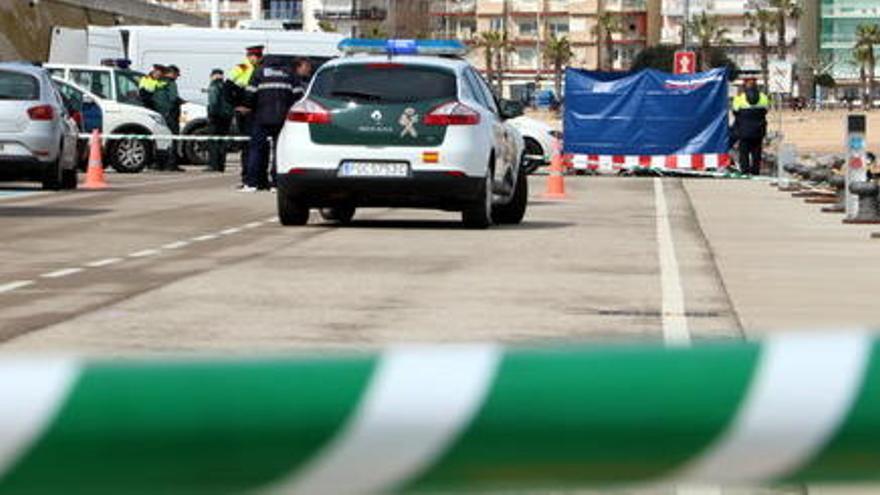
(732, 78), (770, 176)
(226, 45), (264, 187)
(138, 64), (167, 112)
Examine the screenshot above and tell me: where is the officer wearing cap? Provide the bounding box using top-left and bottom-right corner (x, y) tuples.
(226, 45), (264, 186)
(206, 68), (234, 172)
(153, 65), (185, 171)
(139, 64), (167, 111)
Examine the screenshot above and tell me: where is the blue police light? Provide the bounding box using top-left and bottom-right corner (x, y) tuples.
(338, 39), (468, 57)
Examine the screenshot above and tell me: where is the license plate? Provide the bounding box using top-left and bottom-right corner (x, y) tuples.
(339, 161), (409, 178)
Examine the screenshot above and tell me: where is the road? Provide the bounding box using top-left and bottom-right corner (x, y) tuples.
(2, 166), (879, 354)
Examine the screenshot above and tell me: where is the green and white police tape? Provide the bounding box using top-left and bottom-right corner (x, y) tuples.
(0, 333), (878, 494)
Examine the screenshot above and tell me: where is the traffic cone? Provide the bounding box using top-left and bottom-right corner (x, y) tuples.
(543, 137), (568, 200)
(82, 129), (108, 190)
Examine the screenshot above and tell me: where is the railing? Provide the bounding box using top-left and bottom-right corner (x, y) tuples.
(313, 7), (388, 21)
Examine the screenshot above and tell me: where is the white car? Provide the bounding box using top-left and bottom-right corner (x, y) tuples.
(509, 115), (562, 174)
(47, 64), (173, 173)
(275, 39), (528, 229)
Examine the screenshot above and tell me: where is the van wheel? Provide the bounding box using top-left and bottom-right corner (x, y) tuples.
(320, 206), (356, 224)
(61, 168), (78, 190)
(278, 192), (310, 226)
(108, 138), (150, 173)
(462, 171), (493, 229)
(492, 163), (528, 225)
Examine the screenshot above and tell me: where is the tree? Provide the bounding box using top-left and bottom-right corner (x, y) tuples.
(474, 31), (511, 93)
(744, 9), (776, 91)
(317, 20), (337, 32)
(592, 12), (624, 71)
(768, 0), (801, 59)
(689, 12), (732, 72)
(855, 23), (880, 108)
(362, 25), (387, 39)
(543, 35), (573, 101)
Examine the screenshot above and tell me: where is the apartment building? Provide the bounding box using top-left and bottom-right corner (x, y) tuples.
(660, 0), (798, 77)
(431, 0), (653, 97)
(147, 0), (303, 27)
(820, 0), (880, 92)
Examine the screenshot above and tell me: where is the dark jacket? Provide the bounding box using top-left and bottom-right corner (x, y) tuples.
(208, 78), (234, 121)
(732, 89), (769, 141)
(245, 62), (305, 126)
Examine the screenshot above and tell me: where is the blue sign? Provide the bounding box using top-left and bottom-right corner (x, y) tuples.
(563, 68), (730, 156)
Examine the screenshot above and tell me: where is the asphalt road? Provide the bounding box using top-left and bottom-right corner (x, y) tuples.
(6, 164), (878, 354)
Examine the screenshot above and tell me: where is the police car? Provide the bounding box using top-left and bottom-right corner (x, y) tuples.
(275, 39), (528, 229)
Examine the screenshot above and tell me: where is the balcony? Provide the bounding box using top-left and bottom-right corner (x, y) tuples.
(430, 0), (477, 16)
(313, 7), (388, 21)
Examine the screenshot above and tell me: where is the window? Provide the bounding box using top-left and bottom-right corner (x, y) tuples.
(518, 20), (537, 36)
(312, 64), (457, 104)
(70, 70), (112, 100)
(466, 68), (498, 114)
(116, 71), (144, 106)
(53, 80), (84, 109)
(0, 70), (39, 100)
(516, 47), (538, 69)
(548, 19), (570, 36)
(489, 17), (504, 32)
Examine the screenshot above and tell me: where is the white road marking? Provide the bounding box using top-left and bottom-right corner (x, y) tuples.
(0, 359), (80, 480)
(41, 268), (84, 279)
(0, 280), (34, 294)
(654, 178), (690, 346)
(264, 216), (277, 223)
(192, 234), (219, 242)
(678, 333), (871, 483)
(85, 258), (122, 268)
(264, 345), (501, 495)
(161, 241), (190, 250)
(219, 228), (241, 236)
(243, 222), (263, 229)
(129, 249), (159, 258)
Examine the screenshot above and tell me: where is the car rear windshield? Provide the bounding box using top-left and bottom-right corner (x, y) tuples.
(0, 70), (39, 100)
(311, 64), (456, 104)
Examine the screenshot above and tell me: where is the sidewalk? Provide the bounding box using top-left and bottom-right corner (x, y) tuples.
(685, 179), (880, 334)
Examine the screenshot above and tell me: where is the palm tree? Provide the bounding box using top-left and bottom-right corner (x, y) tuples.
(855, 23), (880, 108)
(744, 9), (777, 90)
(362, 25), (387, 39)
(689, 12), (733, 72)
(854, 44), (872, 109)
(317, 20), (337, 32)
(543, 35), (574, 102)
(768, 0), (801, 59)
(474, 31), (511, 93)
(593, 12), (624, 70)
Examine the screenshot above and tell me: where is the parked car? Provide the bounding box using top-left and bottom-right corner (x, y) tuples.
(508, 115), (562, 174)
(0, 63), (79, 190)
(50, 72), (173, 173)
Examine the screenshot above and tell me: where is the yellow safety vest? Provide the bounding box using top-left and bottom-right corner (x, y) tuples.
(138, 75), (160, 92)
(732, 92), (770, 112)
(229, 60), (256, 88)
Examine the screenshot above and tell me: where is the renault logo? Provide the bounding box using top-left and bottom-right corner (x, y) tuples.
(371, 110), (383, 122)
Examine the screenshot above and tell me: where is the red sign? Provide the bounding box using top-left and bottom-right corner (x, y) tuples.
(674, 51), (697, 75)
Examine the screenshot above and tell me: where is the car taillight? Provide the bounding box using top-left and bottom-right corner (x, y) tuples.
(71, 111), (83, 127)
(287, 99), (331, 124)
(27, 105), (55, 121)
(424, 101), (480, 126)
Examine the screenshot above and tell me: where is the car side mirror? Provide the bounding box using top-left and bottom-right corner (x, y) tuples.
(499, 99), (524, 120)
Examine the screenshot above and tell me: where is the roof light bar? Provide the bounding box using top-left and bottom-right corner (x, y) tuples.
(338, 38), (468, 57)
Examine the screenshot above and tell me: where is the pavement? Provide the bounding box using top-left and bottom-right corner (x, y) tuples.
(2, 167), (878, 355)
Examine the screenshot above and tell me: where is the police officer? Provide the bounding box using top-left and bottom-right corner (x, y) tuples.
(226, 45), (264, 187)
(732, 78), (770, 176)
(153, 65), (185, 172)
(206, 68), (234, 173)
(240, 56), (305, 192)
(138, 64), (166, 111)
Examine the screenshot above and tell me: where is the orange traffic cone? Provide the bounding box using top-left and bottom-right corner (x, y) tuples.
(82, 129), (108, 190)
(542, 137), (567, 200)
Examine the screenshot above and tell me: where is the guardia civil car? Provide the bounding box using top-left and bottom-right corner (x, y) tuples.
(275, 39), (528, 229)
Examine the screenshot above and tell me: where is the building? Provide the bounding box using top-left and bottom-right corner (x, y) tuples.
(820, 0), (880, 98)
(430, 0), (654, 98)
(660, 0), (799, 81)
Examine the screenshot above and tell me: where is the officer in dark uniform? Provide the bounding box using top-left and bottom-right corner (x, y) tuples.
(240, 57), (305, 191)
(206, 68), (234, 172)
(153, 65), (185, 171)
(732, 78), (770, 176)
(226, 45), (264, 187)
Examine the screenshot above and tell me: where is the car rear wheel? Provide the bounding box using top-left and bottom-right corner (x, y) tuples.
(61, 168), (78, 190)
(320, 206), (356, 224)
(462, 171), (493, 229)
(278, 192), (310, 226)
(41, 159), (62, 191)
(108, 138), (150, 173)
(492, 163), (528, 225)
